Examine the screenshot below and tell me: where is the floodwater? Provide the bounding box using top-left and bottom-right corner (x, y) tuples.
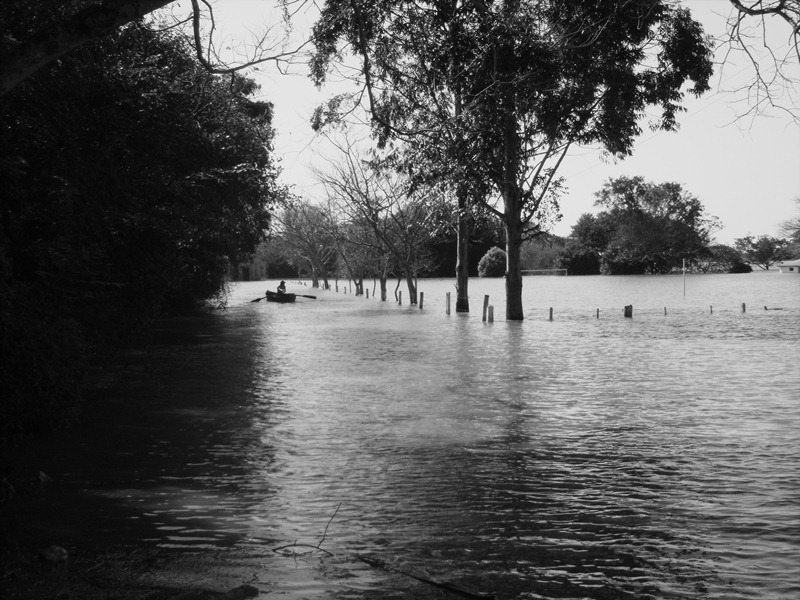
(6, 272), (800, 599)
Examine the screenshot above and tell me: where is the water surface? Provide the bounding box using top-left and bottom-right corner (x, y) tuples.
(7, 273), (800, 599)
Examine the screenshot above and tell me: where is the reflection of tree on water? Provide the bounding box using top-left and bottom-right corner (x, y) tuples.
(415, 322), (719, 598)
(3, 309), (285, 550)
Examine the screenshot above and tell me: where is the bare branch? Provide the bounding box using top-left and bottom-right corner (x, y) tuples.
(722, 0), (800, 122)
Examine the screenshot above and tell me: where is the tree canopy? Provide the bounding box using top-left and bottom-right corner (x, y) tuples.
(734, 235), (792, 269)
(560, 177), (719, 275)
(1, 22), (281, 437)
(311, 0), (714, 319)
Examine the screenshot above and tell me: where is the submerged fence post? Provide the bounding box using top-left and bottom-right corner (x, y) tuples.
(482, 295), (489, 322)
(596, 308), (600, 319)
(624, 305), (633, 318)
(664, 306), (667, 316)
(488, 306), (494, 322)
(710, 305), (713, 314)
(366, 289), (369, 299)
(742, 302), (746, 313)
(549, 307), (553, 321)
(419, 292), (424, 310)
(399, 291), (402, 305)
(446, 292), (451, 315)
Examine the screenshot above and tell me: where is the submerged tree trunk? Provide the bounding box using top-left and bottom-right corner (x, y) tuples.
(504, 211), (524, 320)
(378, 255), (389, 300)
(500, 105), (524, 320)
(379, 276), (388, 300)
(455, 185), (470, 312)
(404, 268), (418, 305)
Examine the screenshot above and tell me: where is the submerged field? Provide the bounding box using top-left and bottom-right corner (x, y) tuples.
(3, 273), (799, 599)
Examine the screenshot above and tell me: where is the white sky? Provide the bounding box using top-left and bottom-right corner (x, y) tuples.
(204, 0), (800, 246)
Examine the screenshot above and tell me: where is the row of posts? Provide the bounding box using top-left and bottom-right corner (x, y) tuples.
(319, 283), (753, 320)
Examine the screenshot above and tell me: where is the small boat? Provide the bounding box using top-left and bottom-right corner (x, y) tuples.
(266, 291), (296, 303)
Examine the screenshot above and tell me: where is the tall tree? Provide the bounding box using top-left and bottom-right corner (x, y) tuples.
(278, 200), (339, 289)
(778, 196), (800, 254)
(559, 178), (719, 274)
(315, 140), (436, 304)
(734, 235), (792, 269)
(594, 176), (720, 274)
(559, 213), (616, 275)
(311, 0), (714, 319)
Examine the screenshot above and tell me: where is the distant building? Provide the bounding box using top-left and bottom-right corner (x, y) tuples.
(775, 259), (800, 273)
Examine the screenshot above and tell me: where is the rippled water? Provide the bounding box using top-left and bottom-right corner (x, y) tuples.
(7, 273), (800, 599)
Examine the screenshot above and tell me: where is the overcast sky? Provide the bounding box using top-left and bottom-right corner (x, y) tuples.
(208, 0), (800, 246)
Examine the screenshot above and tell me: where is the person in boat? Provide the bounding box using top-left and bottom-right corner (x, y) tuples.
(276, 280), (286, 295)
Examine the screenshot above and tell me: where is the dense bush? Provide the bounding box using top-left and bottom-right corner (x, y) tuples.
(0, 23), (281, 439)
(478, 247), (507, 277)
(558, 240), (601, 275)
(729, 262), (753, 273)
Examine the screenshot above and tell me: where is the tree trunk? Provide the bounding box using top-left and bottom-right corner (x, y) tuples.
(505, 216), (524, 320)
(405, 268), (418, 305)
(452, 79), (470, 313)
(500, 105), (524, 320)
(455, 185), (470, 312)
(379, 276), (388, 300)
(379, 257), (389, 300)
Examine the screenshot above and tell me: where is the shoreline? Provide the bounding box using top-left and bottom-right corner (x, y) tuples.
(0, 535), (261, 600)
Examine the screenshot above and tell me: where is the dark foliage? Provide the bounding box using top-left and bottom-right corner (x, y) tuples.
(478, 247), (507, 278)
(729, 262), (753, 273)
(560, 178), (719, 275)
(734, 235), (792, 270)
(0, 23), (280, 438)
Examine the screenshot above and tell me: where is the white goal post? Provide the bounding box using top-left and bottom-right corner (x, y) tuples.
(521, 269), (568, 276)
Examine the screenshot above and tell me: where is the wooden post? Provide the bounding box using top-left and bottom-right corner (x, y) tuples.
(446, 292), (451, 315)
(399, 291), (402, 305)
(482, 295), (489, 322)
(710, 305), (713, 314)
(488, 305), (494, 322)
(549, 307), (553, 321)
(419, 292), (424, 310)
(366, 289), (369, 299)
(742, 302), (746, 313)
(664, 306), (667, 316)
(596, 308), (599, 319)
(683, 258), (686, 297)
(624, 305), (633, 318)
